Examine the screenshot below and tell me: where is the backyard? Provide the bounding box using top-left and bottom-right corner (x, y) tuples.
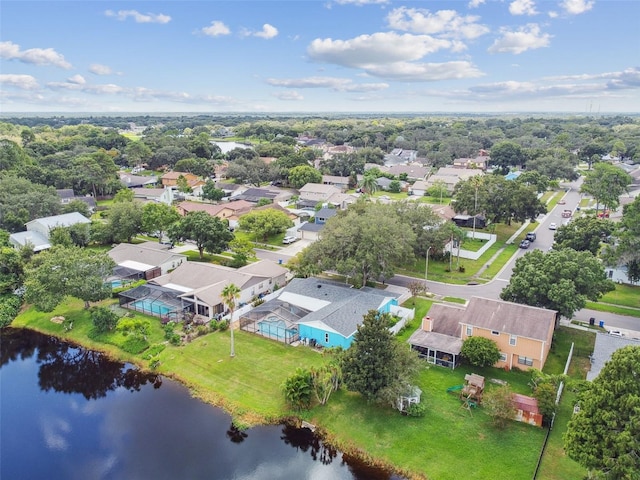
(11, 295), (570, 480)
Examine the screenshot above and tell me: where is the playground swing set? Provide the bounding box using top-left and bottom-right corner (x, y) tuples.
(447, 373), (485, 414)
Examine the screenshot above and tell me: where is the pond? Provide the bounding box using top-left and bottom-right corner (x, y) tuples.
(0, 328), (405, 480)
(212, 141), (253, 154)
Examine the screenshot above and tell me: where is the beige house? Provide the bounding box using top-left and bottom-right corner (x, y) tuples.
(461, 297), (556, 370)
(150, 260), (288, 320)
(108, 242), (187, 280)
(409, 297), (557, 370)
(177, 200), (254, 229)
(425, 168), (483, 192)
(161, 171), (204, 189)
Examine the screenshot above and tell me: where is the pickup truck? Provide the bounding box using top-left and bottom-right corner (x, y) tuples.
(561, 209), (572, 218)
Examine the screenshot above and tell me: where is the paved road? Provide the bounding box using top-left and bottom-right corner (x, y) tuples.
(392, 177), (639, 335)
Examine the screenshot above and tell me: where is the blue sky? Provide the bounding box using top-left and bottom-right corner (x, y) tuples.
(1, 0), (639, 114)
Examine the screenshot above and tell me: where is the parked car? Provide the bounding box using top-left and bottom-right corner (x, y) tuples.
(608, 329), (624, 337)
(525, 232), (536, 242)
(282, 236), (298, 244)
(549, 222), (557, 230)
(519, 239), (531, 249)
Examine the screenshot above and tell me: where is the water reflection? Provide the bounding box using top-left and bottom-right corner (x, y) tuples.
(0, 328), (405, 480)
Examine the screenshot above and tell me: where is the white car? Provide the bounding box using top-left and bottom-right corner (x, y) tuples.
(549, 222), (557, 230)
(282, 236), (298, 244)
(608, 329), (624, 337)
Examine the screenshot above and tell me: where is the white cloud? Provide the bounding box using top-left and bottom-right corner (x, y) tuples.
(509, 0), (538, 16)
(273, 91), (304, 101)
(267, 76), (389, 92)
(104, 10), (171, 24)
(89, 64), (113, 75)
(200, 21), (231, 37)
(559, 0), (594, 15)
(308, 32), (452, 67)
(386, 7), (489, 40)
(468, 0), (486, 7)
(364, 61), (484, 81)
(0, 74), (39, 90)
(488, 24), (551, 54)
(333, 0), (389, 5)
(0, 41), (72, 69)
(253, 24), (279, 39)
(67, 74), (86, 85)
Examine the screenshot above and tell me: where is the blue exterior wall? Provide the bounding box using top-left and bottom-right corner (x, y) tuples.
(298, 324), (353, 349)
(378, 298), (398, 314)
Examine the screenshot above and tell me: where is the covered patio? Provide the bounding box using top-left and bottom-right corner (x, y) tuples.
(408, 329), (462, 369)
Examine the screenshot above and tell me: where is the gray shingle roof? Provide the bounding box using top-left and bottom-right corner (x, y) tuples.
(284, 278), (396, 337)
(587, 333), (640, 381)
(463, 297), (556, 341)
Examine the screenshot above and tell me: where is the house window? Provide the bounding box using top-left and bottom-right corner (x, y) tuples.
(499, 352), (507, 362)
(509, 335), (517, 346)
(518, 356), (534, 367)
(491, 330), (499, 336)
(269, 279), (272, 285)
(466, 326), (473, 336)
(324, 333), (329, 344)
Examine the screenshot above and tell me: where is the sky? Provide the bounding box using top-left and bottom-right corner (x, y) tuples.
(1, 0), (639, 114)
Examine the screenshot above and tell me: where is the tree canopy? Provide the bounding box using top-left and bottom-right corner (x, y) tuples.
(237, 209), (293, 242)
(24, 246), (115, 311)
(581, 163), (632, 214)
(461, 336), (501, 367)
(553, 217), (614, 255)
(168, 211), (233, 259)
(297, 202), (415, 287)
(500, 249), (615, 318)
(564, 346), (640, 479)
(341, 310), (422, 404)
(141, 202), (180, 242)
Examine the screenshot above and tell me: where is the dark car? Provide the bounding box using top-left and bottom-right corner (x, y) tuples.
(525, 232), (536, 242)
(519, 239), (531, 249)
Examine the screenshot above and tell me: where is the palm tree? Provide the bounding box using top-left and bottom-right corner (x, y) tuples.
(221, 283), (241, 358)
(359, 175), (378, 195)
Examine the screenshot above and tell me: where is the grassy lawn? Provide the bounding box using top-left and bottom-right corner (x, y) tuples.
(583, 302), (640, 317)
(477, 244), (519, 281)
(442, 296), (467, 304)
(310, 364), (547, 480)
(595, 283), (640, 309)
(543, 327), (596, 377)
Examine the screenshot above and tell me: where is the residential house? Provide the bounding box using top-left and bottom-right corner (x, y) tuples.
(322, 175), (351, 192)
(453, 151), (489, 170)
(425, 167), (483, 193)
(131, 187), (174, 205)
(56, 189), (97, 212)
(251, 202), (300, 224)
(234, 187), (291, 204)
(460, 297), (556, 370)
(298, 183), (341, 208)
(376, 177), (408, 191)
(410, 180), (429, 197)
(239, 278), (404, 349)
(314, 207), (337, 225)
(119, 172), (158, 188)
(587, 333), (640, 381)
(408, 297), (557, 370)
(385, 164), (430, 181)
(108, 242), (187, 281)
(177, 200), (253, 230)
(9, 212), (91, 252)
(215, 182), (247, 199)
(146, 260), (288, 320)
(384, 148), (418, 166)
(161, 171), (202, 189)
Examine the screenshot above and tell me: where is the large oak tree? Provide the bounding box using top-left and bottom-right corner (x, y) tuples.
(500, 249), (615, 318)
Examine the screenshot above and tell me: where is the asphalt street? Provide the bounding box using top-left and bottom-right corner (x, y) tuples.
(253, 177), (640, 336)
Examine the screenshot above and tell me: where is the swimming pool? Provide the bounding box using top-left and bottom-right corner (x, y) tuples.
(258, 317), (298, 341)
(130, 299), (174, 316)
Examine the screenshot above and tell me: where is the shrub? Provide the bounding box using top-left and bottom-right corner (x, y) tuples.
(168, 333), (182, 346)
(461, 336), (501, 367)
(121, 336), (149, 354)
(91, 306), (120, 333)
(218, 320), (229, 331)
(406, 402), (427, 417)
(142, 343), (166, 360)
(197, 325), (209, 337)
(0, 294), (22, 328)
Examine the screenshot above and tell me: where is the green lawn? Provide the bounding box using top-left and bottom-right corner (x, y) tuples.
(595, 284), (640, 309)
(583, 302), (640, 317)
